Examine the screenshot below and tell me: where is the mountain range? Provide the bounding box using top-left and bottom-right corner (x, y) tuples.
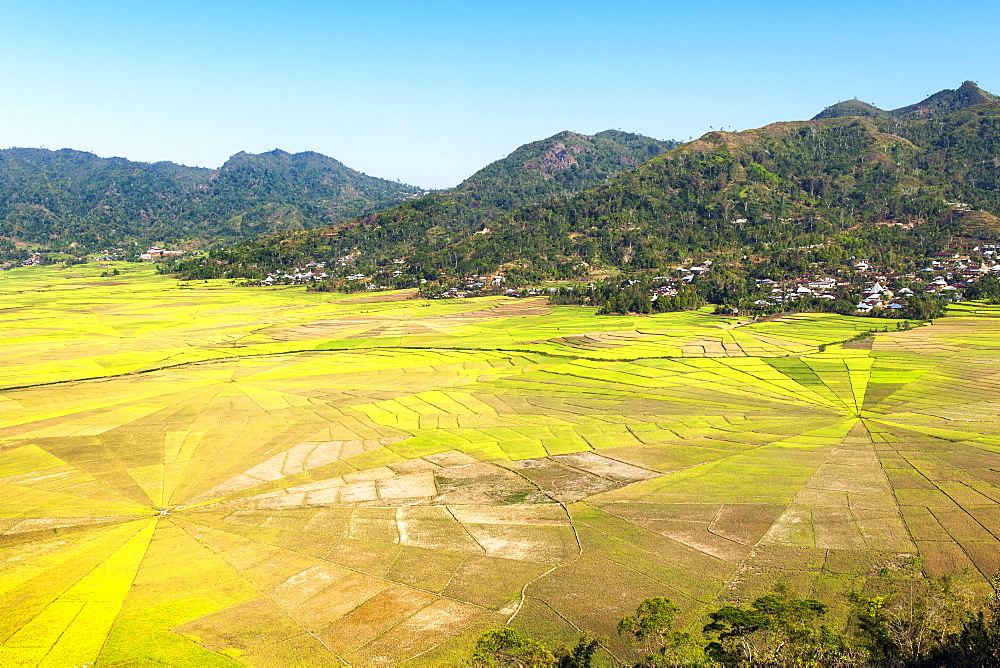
(173, 81), (1000, 290)
(812, 80), (998, 120)
(0, 129), (677, 262)
(0, 148), (421, 251)
(4, 81), (1000, 299)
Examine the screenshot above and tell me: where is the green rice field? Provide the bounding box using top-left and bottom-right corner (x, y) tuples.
(2, 263), (1000, 666)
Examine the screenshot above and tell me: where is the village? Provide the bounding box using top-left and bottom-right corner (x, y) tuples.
(15, 244), (188, 267)
(409, 246), (1000, 314)
(754, 245), (1000, 313)
(202, 243), (1000, 317)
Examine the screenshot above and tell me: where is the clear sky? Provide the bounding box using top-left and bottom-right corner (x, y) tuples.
(2, 0), (998, 189)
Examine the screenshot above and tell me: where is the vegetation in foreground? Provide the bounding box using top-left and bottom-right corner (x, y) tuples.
(473, 571), (1000, 666)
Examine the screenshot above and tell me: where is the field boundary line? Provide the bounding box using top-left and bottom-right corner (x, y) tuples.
(868, 421), (999, 581)
(174, 512), (492, 610)
(498, 465), (584, 629)
(0, 326), (911, 393)
(92, 519), (162, 666)
(171, 516), (352, 666)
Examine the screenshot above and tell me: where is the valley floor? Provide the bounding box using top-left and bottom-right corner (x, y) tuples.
(1, 264), (999, 666)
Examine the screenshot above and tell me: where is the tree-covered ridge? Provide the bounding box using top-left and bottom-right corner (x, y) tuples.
(168, 129), (675, 278)
(892, 80), (999, 119)
(395, 103), (1000, 282)
(812, 99), (893, 121)
(0, 147), (422, 250)
(340, 129), (676, 245)
(456, 120), (900, 273)
(454, 129), (677, 207)
(202, 149), (423, 234)
(173, 84), (1000, 288)
(812, 81), (997, 121)
(0, 148), (209, 249)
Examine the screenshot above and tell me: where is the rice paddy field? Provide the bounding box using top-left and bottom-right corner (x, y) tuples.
(2, 263), (1000, 666)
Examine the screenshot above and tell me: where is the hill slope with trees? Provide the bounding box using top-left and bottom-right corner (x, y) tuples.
(169, 130), (676, 277)
(812, 80), (997, 121)
(175, 83), (1000, 300)
(0, 147), (422, 251)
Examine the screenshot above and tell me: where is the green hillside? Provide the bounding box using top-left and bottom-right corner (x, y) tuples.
(811, 99), (892, 120)
(891, 80), (999, 119)
(0, 147), (422, 251)
(179, 83), (1000, 298)
(450, 110), (1000, 273)
(170, 129), (675, 278)
(812, 81), (997, 121)
(450, 129), (676, 213)
(329, 129), (675, 247)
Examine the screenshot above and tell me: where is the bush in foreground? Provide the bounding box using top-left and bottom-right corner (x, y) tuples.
(470, 571), (1000, 667)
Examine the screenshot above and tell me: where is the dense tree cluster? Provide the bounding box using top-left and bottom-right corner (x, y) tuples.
(0, 148), (420, 250)
(964, 274), (1000, 303)
(549, 280), (703, 315)
(471, 569), (1000, 667)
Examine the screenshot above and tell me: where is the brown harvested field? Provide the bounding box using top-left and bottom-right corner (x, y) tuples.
(318, 585), (438, 654)
(174, 597), (304, 654)
(710, 504), (787, 545)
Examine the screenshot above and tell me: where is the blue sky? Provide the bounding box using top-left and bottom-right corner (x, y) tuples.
(1, 0), (997, 188)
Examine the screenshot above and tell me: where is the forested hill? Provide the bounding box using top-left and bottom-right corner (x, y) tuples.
(170, 130), (675, 277)
(450, 130), (677, 212)
(438, 90), (1000, 279)
(317, 129), (674, 243)
(813, 80), (998, 121)
(176, 83), (1000, 285)
(0, 147), (421, 250)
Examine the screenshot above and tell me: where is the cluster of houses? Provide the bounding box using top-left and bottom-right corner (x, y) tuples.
(752, 276), (845, 307)
(12, 246), (134, 268)
(750, 248), (1000, 313)
(425, 274), (507, 299)
(20, 252), (43, 267)
(85, 247), (134, 262)
(209, 241), (1000, 316)
(855, 283), (913, 312)
(16, 247), (133, 267)
(257, 262), (331, 286)
(648, 261), (714, 301)
(252, 259), (413, 290)
(138, 246), (184, 261)
(336, 254), (362, 267)
(249, 254), (394, 287)
(653, 284), (682, 300)
(675, 260), (713, 280)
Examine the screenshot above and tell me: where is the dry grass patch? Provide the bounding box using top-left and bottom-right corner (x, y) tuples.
(175, 597), (304, 655)
(318, 584), (437, 655)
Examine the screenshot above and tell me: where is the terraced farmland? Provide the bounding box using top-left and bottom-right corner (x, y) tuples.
(2, 264), (1000, 666)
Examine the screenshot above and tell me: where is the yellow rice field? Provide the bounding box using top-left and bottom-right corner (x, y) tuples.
(2, 263), (999, 665)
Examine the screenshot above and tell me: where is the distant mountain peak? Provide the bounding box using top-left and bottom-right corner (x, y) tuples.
(813, 81), (998, 121)
(454, 129), (675, 191)
(892, 80), (999, 119)
(812, 99), (891, 121)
